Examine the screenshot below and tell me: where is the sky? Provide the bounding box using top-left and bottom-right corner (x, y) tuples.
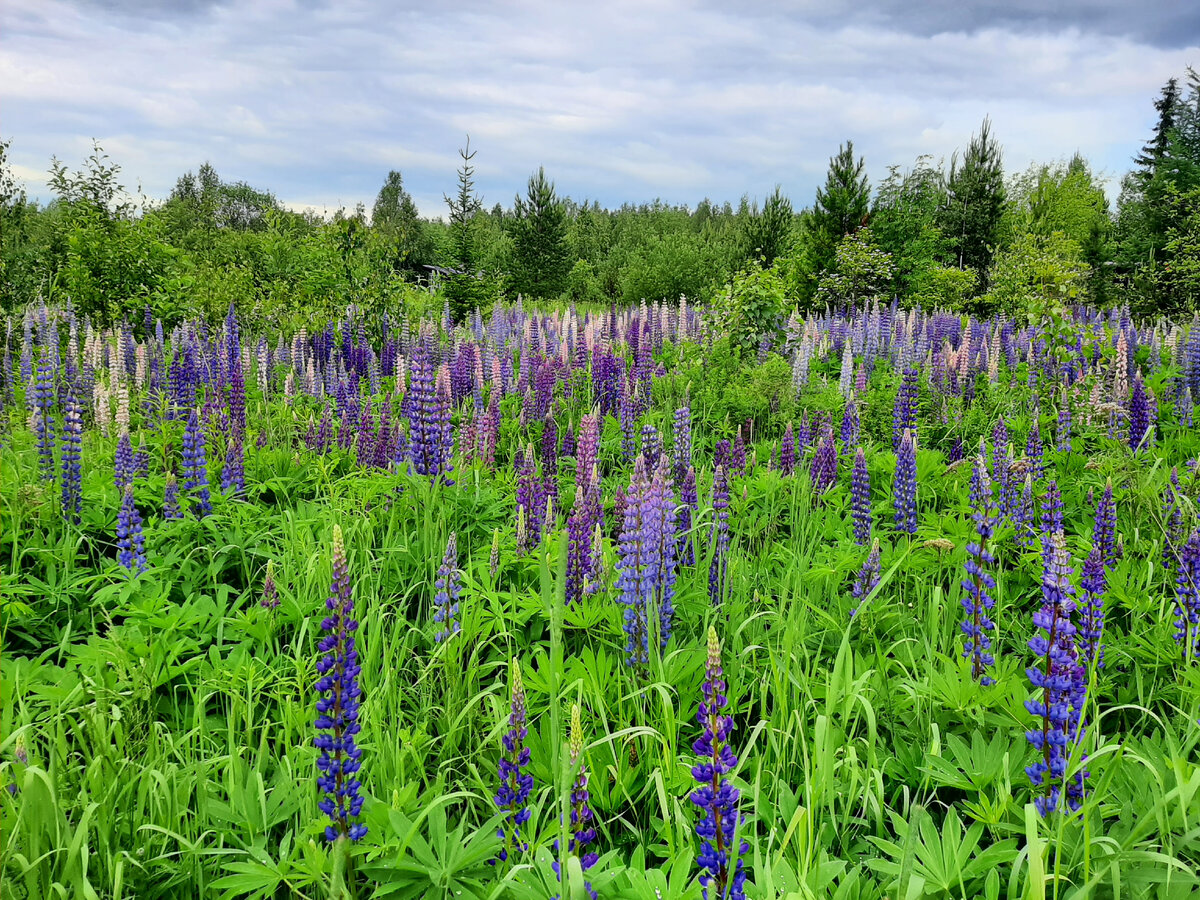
(2, 0), (1198, 219)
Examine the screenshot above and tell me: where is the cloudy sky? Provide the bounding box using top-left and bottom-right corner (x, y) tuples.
(2, 0), (1198, 218)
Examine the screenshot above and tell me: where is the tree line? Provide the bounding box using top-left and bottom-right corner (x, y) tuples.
(1, 66), (1197, 326)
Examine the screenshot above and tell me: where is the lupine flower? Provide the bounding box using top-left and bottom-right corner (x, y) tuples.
(261, 560), (280, 610)
(779, 422), (796, 475)
(182, 408), (213, 518)
(1056, 396), (1072, 453)
(115, 429), (135, 491)
(893, 428), (918, 535)
(850, 538), (881, 617)
(840, 398), (859, 447)
(673, 404), (693, 485)
(1092, 481), (1117, 569)
(1129, 373), (1151, 452)
(1078, 545), (1106, 670)
(962, 452), (998, 685)
(221, 436), (245, 494)
(679, 465), (698, 566)
(690, 627), (749, 900)
(851, 446), (871, 545)
(432, 532), (462, 642)
(60, 387), (83, 523)
(1026, 531), (1088, 815)
(494, 659), (533, 865)
(34, 353), (55, 480)
(314, 525), (367, 842)
(1040, 481), (1064, 560)
(1026, 418), (1044, 480)
(647, 456), (678, 649)
(709, 465), (730, 607)
(1163, 469), (1185, 573)
(730, 430), (747, 477)
(1173, 530), (1200, 663)
(117, 484), (146, 576)
(810, 425), (838, 495)
(516, 446), (545, 553)
(163, 472), (183, 520)
(489, 527), (501, 580)
(892, 367), (919, 450)
(553, 704), (598, 900)
(641, 424), (662, 472)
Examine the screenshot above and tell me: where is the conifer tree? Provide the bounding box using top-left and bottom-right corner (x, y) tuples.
(810, 141), (870, 277)
(510, 167), (571, 300)
(941, 117), (1006, 287)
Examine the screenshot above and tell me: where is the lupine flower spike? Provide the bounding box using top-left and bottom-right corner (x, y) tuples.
(691, 627), (748, 900)
(314, 525), (367, 842)
(553, 704), (598, 899)
(494, 659), (533, 865)
(433, 531), (462, 642)
(261, 560), (280, 610)
(962, 451), (998, 685)
(117, 484), (147, 576)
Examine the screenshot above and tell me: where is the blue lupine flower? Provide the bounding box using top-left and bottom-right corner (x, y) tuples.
(690, 627), (749, 900)
(553, 704), (599, 900)
(647, 456), (678, 649)
(893, 428), (918, 535)
(962, 452), (998, 685)
(432, 531), (462, 642)
(314, 525), (367, 842)
(1173, 530), (1200, 663)
(1129, 373), (1151, 452)
(851, 538), (881, 617)
(163, 472), (184, 520)
(851, 447), (872, 546)
(182, 408), (213, 518)
(1079, 545), (1106, 670)
(494, 659), (533, 865)
(60, 387), (83, 523)
(115, 429), (135, 492)
(221, 436), (245, 494)
(34, 353), (56, 481)
(261, 560), (280, 611)
(117, 484), (146, 576)
(1025, 531), (1088, 815)
(892, 367), (919, 450)
(709, 465), (730, 607)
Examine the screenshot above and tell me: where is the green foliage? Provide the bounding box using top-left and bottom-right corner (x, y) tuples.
(714, 258), (787, 357)
(808, 141), (871, 294)
(739, 185), (794, 267)
(871, 156), (951, 303)
(510, 167), (572, 301)
(372, 169), (433, 276)
(983, 228), (1089, 321)
(814, 227), (895, 308)
(941, 117), (1006, 287)
(443, 139), (494, 323)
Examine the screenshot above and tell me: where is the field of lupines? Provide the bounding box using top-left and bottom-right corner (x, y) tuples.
(2, 299), (1200, 900)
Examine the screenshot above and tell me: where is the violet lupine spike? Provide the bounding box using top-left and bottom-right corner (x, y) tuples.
(962, 452), (998, 685)
(566, 485), (598, 608)
(1172, 530), (1200, 664)
(115, 429), (135, 492)
(647, 456), (678, 650)
(1040, 481), (1064, 559)
(314, 525), (367, 842)
(1025, 530), (1088, 815)
(679, 464), (698, 567)
(576, 410), (601, 486)
(640, 424), (661, 473)
(553, 704), (598, 900)
(117, 484), (146, 576)
(163, 472), (183, 520)
(690, 626), (749, 900)
(182, 408), (213, 518)
(516, 446), (545, 553)
(261, 560), (280, 611)
(1129, 373), (1151, 452)
(60, 387), (83, 524)
(892, 367), (919, 450)
(616, 455), (653, 670)
(730, 430), (746, 477)
(1026, 418), (1044, 481)
(221, 436), (245, 495)
(709, 465), (731, 607)
(34, 353), (55, 481)
(494, 659), (533, 865)
(893, 428), (918, 536)
(850, 538), (881, 617)
(673, 404), (693, 485)
(840, 398), (859, 448)
(779, 422), (796, 475)
(1079, 545), (1106, 670)
(432, 532), (462, 642)
(851, 446), (872, 546)
(810, 426), (838, 495)
(1092, 481), (1117, 570)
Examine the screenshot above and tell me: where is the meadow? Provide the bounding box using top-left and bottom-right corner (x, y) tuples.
(2, 298), (1199, 899)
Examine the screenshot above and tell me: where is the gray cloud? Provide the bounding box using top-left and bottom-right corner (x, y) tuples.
(2, 0), (1197, 217)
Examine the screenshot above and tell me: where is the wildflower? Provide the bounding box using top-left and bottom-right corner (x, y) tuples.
(779, 422), (795, 475)
(690, 627), (749, 900)
(117, 484), (146, 576)
(489, 527), (501, 580)
(962, 453), (998, 685)
(840, 398), (859, 447)
(34, 353), (55, 480)
(893, 428), (918, 535)
(851, 446), (871, 545)
(60, 387), (83, 523)
(892, 367), (918, 450)
(115, 429), (135, 491)
(494, 659), (533, 864)
(314, 525), (367, 842)
(673, 404), (693, 485)
(221, 436), (245, 494)
(709, 465), (730, 607)
(1129, 373), (1151, 452)
(163, 472), (184, 520)
(1173, 530), (1200, 663)
(1079, 545), (1106, 670)
(182, 408), (213, 518)
(553, 704), (599, 900)
(432, 532), (461, 642)
(810, 425), (838, 495)
(851, 538), (881, 617)
(617, 456), (654, 668)
(1026, 531), (1088, 815)
(261, 560), (280, 610)
(679, 465), (698, 566)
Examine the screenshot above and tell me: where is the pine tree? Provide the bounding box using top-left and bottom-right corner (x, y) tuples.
(810, 141), (870, 278)
(741, 185), (794, 267)
(443, 139), (490, 322)
(510, 167), (572, 300)
(372, 170), (429, 275)
(941, 117), (1006, 287)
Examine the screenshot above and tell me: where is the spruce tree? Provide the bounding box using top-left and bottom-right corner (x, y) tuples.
(510, 167), (571, 300)
(941, 117), (1006, 287)
(742, 185), (794, 267)
(1134, 78), (1180, 181)
(810, 142), (870, 277)
(443, 139), (489, 322)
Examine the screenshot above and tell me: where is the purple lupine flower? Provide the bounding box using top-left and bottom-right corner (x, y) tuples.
(60, 387), (82, 523)
(34, 353), (55, 480)
(640, 424), (661, 473)
(850, 538), (881, 617)
(617, 456), (653, 669)
(432, 532), (462, 642)
(1040, 481), (1064, 558)
(673, 404), (693, 485)
(553, 704), (598, 900)
(962, 452), (998, 685)
(892, 367), (919, 450)
(779, 422), (796, 475)
(566, 483), (599, 607)
(1026, 418), (1044, 481)
(1092, 481), (1117, 569)
(221, 436), (245, 494)
(1173, 530), (1200, 663)
(1026, 531), (1088, 815)
(576, 411), (601, 486)
(163, 472), (183, 520)
(690, 627), (749, 900)
(1163, 468), (1185, 573)
(1129, 373), (1151, 452)
(730, 430), (746, 477)
(679, 464), (698, 566)
(619, 384), (637, 464)
(1079, 545), (1106, 670)
(542, 413), (560, 481)
(709, 465), (730, 607)
(494, 659), (533, 864)
(516, 446), (545, 553)
(408, 347), (455, 481)
(115, 430), (135, 491)
(893, 428), (918, 536)
(182, 408), (213, 517)
(647, 456), (678, 649)
(117, 484), (146, 576)
(1013, 473), (1035, 548)
(810, 425), (838, 495)
(314, 526), (366, 842)
(851, 446), (871, 546)
(134, 437), (150, 477)
(840, 398), (859, 448)
(261, 560), (280, 610)
(714, 439), (731, 474)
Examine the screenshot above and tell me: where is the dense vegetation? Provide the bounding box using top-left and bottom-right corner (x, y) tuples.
(2, 69), (1199, 329)
(2, 293), (1200, 898)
